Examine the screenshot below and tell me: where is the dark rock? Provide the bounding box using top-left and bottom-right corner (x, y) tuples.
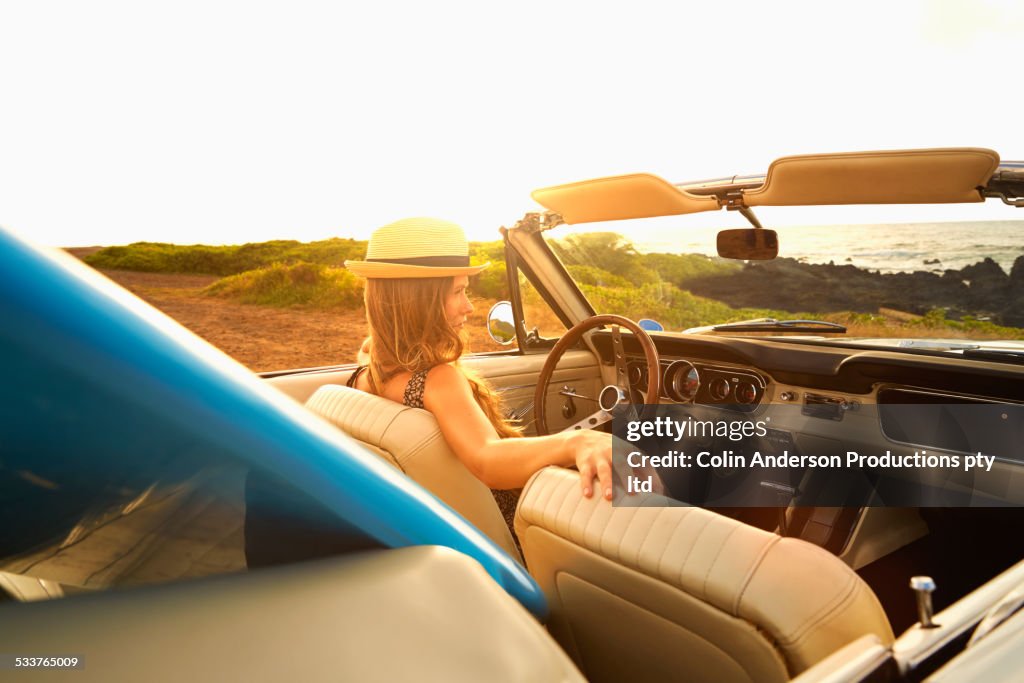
(679, 256), (1021, 329)
(960, 258), (1008, 290)
(1010, 255), (1024, 289)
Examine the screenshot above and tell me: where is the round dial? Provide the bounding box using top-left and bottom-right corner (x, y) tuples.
(664, 360), (699, 402)
(709, 378), (731, 401)
(735, 381), (758, 405)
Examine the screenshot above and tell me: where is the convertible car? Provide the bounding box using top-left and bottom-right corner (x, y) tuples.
(2, 148), (1023, 682)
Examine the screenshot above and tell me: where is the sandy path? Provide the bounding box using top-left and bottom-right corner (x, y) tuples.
(91, 267), (506, 372)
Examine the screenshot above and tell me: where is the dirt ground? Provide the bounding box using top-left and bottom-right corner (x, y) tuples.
(75, 256), (508, 372)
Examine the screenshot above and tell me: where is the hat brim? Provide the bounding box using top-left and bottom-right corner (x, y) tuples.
(344, 260), (490, 279)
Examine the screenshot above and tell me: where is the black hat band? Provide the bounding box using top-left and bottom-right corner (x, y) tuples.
(366, 255), (470, 267)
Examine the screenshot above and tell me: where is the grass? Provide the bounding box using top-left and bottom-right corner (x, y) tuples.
(203, 262), (364, 309)
(87, 234), (1024, 338)
(903, 308), (1024, 340)
(85, 238), (367, 276)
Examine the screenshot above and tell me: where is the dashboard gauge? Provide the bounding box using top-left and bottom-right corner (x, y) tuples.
(628, 363), (650, 388)
(709, 377), (731, 401)
(665, 360), (699, 402)
(735, 381), (758, 405)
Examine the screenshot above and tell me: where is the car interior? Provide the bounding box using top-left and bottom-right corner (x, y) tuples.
(261, 148), (1024, 681)
(2, 148), (1023, 682)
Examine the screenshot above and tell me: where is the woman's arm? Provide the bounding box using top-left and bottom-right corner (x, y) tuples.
(423, 364), (614, 499)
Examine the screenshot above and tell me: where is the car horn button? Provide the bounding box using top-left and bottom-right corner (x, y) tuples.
(599, 385), (627, 412)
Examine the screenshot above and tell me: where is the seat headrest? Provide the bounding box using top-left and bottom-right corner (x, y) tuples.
(306, 384), (446, 469)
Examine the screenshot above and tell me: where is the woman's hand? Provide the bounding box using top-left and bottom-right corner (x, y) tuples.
(567, 430), (614, 500)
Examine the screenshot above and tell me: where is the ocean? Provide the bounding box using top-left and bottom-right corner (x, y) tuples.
(633, 220), (1024, 275)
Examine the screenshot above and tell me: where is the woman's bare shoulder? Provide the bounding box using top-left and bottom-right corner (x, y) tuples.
(422, 363), (473, 407)
(425, 363), (465, 386)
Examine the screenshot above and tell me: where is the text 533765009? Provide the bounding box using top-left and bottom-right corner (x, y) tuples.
(1, 655), (83, 669)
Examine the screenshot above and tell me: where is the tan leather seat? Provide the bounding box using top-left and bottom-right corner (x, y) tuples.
(305, 384), (522, 562)
(515, 467), (894, 683)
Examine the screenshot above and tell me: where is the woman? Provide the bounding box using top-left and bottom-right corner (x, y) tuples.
(344, 217), (615, 511)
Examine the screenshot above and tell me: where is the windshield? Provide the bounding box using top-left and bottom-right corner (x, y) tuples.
(544, 209), (1024, 348)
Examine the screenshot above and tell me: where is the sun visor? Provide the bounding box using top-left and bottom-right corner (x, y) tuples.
(743, 148), (1000, 206)
(531, 173), (719, 224)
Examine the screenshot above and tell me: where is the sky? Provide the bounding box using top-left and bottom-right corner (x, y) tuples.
(1, 0), (1022, 247)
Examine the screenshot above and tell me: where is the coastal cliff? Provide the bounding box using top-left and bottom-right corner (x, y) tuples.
(682, 255), (1024, 327)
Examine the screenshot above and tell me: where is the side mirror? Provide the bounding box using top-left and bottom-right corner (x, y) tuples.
(486, 301), (517, 346)
(717, 228), (779, 260)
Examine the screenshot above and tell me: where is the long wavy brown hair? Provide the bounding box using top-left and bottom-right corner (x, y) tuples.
(363, 276), (521, 438)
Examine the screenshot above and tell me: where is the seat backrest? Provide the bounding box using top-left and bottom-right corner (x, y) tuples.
(515, 467), (894, 683)
(305, 385), (521, 562)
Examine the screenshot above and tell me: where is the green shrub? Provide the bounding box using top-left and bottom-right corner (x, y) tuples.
(566, 265), (631, 288)
(86, 238), (368, 276)
(549, 233), (740, 289)
(471, 261), (508, 300)
(579, 281), (802, 331)
(641, 252), (740, 283)
(470, 240), (507, 263)
(550, 233), (658, 286)
(203, 262), (364, 308)
(908, 308), (1023, 338)
(465, 240), (508, 299)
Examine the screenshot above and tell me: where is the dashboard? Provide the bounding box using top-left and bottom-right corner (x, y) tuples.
(591, 330), (1024, 515)
(593, 330), (1024, 401)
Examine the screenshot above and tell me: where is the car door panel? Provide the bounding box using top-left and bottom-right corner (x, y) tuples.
(266, 349), (603, 436)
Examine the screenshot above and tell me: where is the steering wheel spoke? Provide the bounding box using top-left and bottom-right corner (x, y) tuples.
(611, 324), (631, 393)
(563, 407), (614, 432)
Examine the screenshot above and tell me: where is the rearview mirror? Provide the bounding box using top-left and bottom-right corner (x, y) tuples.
(717, 228), (779, 260)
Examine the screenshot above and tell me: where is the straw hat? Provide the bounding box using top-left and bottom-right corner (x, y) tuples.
(344, 217), (490, 279)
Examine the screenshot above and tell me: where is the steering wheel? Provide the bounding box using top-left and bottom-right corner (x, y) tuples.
(533, 314), (661, 436)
